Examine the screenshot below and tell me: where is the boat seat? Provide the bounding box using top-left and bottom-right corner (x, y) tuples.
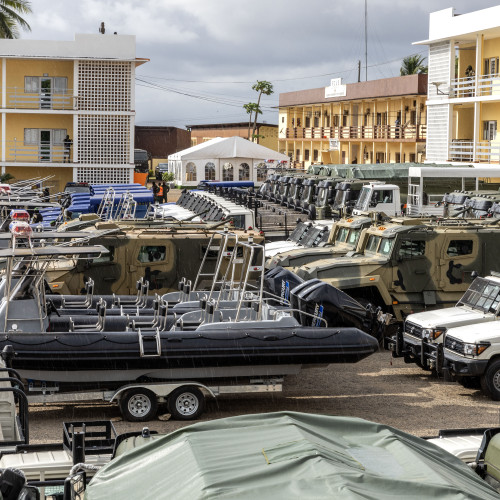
(69, 300), (107, 332)
(61, 278), (95, 309)
(50, 314), (130, 332)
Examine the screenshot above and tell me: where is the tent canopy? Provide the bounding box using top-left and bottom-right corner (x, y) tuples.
(169, 136), (289, 162)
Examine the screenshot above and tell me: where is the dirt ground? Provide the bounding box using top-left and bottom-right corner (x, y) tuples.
(29, 349), (500, 444)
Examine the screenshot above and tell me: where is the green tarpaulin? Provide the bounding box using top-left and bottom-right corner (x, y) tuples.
(85, 412), (500, 499)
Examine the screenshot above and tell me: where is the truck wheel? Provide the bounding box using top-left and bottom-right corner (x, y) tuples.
(481, 360), (500, 400)
(119, 388), (158, 422)
(168, 386), (205, 420)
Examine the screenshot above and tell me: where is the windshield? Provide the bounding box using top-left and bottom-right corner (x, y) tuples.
(65, 185), (90, 194)
(347, 228), (361, 246)
(364, 235), (394, 256)
(335, 227), (349, 243)
(317, 188), (329, 206)
(459, 278), (500, 313)
(354, 186), (371, 210)
(334, 189), (345, 207)
(301, 185), (313, 201)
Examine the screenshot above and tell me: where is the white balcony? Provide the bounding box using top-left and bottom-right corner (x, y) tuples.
(3, 88), (74, 110)
(449, 140), (500, 163)
(450, 74), (500, 99)
(5, 141), (71, 163)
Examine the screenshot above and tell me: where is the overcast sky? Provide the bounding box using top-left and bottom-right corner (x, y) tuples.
(22, 0), (499, 128)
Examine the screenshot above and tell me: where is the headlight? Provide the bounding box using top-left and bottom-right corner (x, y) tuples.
(422, 328), (446, 340)
(463, 342), (490, 357)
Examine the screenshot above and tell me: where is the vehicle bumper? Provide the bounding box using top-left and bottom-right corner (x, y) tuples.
(443, 351), (489, 377)
(386, 332), (443, 372)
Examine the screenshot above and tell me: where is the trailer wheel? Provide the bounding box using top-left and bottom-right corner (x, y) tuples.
(168, 386), (205, 420)
(481, 360), (500, 400)
(119, 388), (158, 422)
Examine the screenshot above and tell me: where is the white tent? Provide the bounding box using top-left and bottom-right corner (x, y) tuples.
(168, 136), (290, 186)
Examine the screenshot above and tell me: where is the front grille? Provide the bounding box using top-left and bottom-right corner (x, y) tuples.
(445, 335), (465, 355)
(404, 321), (423, 339)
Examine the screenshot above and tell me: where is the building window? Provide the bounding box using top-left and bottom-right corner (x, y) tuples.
(239, 162), (250, 180)
(186, 162), (197, 182)
(313, 150), (319, 161)
(305, 116), (311, 128)
(205, 162), (216, 180)
(395, 153), (401, 163)
(484, 57), (499, 76)
(483, 121), (497, 141)
(314, 116), (319, 127)
(409, 153), (416, 162)
(281, 116), (285, 123)
(222, 162), (234, 181)
(304, 149), (310, 161)
(295, 149), (300, 160)
(24, 76), (68, 94)
(257, 166), (266, 182)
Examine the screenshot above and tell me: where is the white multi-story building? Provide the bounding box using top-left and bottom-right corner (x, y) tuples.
(415, 6), (500, 165)
(0, 33), (147, 191)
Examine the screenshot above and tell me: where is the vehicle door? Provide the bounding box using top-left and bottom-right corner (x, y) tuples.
(438, 234), (480, 294)
(392, 235), (430, 294)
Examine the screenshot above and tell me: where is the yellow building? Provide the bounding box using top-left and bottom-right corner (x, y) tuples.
(415, 6), (500, 166)
(278, 74), (428, 169)
(0, 34), (147, 192)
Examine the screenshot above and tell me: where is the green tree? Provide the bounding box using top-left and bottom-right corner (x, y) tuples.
(0, 0), (31, 39)
(400, 55), (428, 76)
(251, 80), (273, 141)
(243, 102), (260, 140)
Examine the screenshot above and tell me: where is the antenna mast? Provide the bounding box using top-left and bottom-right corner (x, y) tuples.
(365, 0), (368, 81)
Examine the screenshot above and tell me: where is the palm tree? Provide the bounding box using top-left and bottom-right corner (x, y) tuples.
(400, 55), (428, 76)
(250, 80), (273, 141)
(0, 0), (31, 39)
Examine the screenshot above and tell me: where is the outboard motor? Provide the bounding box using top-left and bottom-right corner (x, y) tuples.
(263, 266), (304, 304)
(289, 279), (322, 325)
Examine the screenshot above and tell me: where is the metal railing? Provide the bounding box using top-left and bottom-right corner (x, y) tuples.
(286, 125), (426, 140)
(5, 140), (72, 163)
(4, 87), (74, 110)
(450, 74), (500, 99)
(449, 140), (500, 163)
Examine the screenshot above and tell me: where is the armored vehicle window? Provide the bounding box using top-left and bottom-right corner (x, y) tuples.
(365, 235), (380, 253)
(447, 240), (473, 256)
(378, 238), (394, 256)
(93, 246), (114, 263)
(138, 246), (166, 263)
(398, 240), (426, 259)
(371, 190), (393, 205)
(460, 278), (500, 313)
(347, 229), (361, 245)
(335, 227), (349, 243)
(231, 215), (245, 229)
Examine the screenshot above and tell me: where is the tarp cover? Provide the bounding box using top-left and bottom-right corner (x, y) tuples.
(84, 412), (500, 500)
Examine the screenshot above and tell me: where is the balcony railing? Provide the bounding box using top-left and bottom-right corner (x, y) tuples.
(4, 88), (74, 110)
(286, 125), (426, 141)
(5, 141), (71, 163)
(449, 140), (500, 163)
(450, 74), (500, 99)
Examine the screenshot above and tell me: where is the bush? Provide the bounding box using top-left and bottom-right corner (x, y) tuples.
(162, 172), (175, 182)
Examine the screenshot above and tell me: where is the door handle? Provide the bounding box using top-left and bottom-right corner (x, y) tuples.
(414, 270), (426, 275)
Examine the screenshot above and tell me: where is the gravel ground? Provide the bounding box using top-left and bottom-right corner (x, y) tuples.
(28, 349), (500, 444)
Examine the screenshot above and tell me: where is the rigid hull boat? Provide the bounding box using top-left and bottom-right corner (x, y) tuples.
(0, 230), (379, 390)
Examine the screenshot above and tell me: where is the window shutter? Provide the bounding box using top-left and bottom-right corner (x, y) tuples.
(52, 129), (67, 145)
(53, 77), (68, 94)
(24, 128), (38, 145)
(24, 77), (39, 93)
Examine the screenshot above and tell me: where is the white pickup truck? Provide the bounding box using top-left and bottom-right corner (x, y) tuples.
(388, 274), (500, 374)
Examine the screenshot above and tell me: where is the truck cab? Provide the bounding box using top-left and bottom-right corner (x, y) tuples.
(352, 183), (402, 217)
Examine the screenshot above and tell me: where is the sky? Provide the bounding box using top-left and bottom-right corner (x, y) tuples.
(20, 0), (500, 128)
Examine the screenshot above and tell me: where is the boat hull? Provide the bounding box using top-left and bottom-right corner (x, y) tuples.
(0, 326), (378, 387)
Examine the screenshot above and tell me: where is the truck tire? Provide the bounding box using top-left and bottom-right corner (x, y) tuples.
(168, 386), (205, 420)
(481, 360), (500, 400)
(119, 388), (158, 422)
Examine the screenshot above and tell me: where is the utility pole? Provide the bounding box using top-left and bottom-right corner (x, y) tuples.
(358, 60), (361, 82)
(365, 0), (368, 81)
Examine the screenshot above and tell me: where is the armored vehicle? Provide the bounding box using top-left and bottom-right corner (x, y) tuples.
(266, 216), (373, 269)
(294, 219), (500, 321)
(47, 221), (262, 296)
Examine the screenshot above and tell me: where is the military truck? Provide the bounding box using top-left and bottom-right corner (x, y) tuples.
(47, 221), (262, 296)
(294, 219), (500, 322)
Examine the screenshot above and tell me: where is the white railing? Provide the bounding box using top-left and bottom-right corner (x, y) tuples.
(449, 140), (500, 163)
(450, 74), (500, 99)
(4, 88), (74, 110)
(5, 141), (70, 163)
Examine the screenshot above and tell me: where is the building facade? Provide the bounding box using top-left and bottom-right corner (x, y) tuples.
(188, 122), (279, 151)
(415, 6), (500, 166)
(0, 34), (146, 192)
(278, 75), (428, 169)
(135, 126), (191, 170)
